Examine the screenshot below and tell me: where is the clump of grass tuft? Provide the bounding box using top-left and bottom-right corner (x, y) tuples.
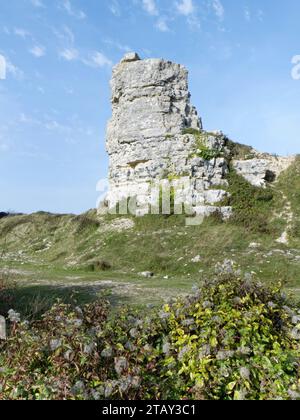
(182, 127), (201, 136)
(0, 276), (18, 316)
(225, 139), (255, 160)
(85, 260), (112, 272)
(183, 129), (223, 160)
(72, 215), (100, 234)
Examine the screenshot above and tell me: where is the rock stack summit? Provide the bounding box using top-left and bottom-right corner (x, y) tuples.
(101, 52), (294, 217)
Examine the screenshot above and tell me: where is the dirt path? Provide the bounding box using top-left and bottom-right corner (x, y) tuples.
(276, 192), (294, 245)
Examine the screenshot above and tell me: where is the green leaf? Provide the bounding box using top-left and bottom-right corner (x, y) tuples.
(227, 381), (237, 392)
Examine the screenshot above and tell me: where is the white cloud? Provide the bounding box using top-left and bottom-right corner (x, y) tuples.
(31, 0), (45, 7)
(140, 0), (173, 32)
(14, 28), (31, 38)
(212, 0), (224, 21)
(2, 26), (10, 35)
(38, 86), (45, 94)
(291, 55), (300, 81)
(65, 87), (74, 95)
(0, 54), (6, 79)
(187, 15), (201, 29)
(175, 0), (200, 29)
(156, 18), (170, 32)
(6, 59), (24, 80)
(29, 45), (46, 58)
(59, 48), (79, 61)
(257, 9), (264, 22)
(142, 0), (158, 16)
(83, 52), (113, 68)
(109, 0), (121, 16)
(53, 25), (75, 45)
(61, 0), (86, 20)
(44, 119), (69, 131)
(244, 7), (251, 21)
(103, 38), (132, 53)
(0, 143), (9, 152)
(19, 113), (40, 125)
(176, 0), (194, 16)
(59, 48), (112, 69)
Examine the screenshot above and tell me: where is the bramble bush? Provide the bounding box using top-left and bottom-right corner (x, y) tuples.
(0, 262), (299, 400)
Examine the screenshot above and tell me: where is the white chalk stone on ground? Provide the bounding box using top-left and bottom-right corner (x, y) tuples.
(0, 316), (6, 340)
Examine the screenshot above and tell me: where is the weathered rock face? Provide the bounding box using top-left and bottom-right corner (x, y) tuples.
(233, 155), (295, 188)
(102, 52), (295, 218)
(106, 53), (201, 181)
(104, 53), (231, 218)
(233, 159), (273, 188)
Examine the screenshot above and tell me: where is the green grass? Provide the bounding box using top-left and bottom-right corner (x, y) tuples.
(225, 139), (255, 160)
(276, 155), (300, 243)
(182, 128), (223, 160)
(1, 159), (300, 314)
(223, 169), (284, 235)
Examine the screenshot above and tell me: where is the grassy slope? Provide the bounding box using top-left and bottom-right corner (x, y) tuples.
(276, 155), (300, 242)
(1, 158), (300, 316)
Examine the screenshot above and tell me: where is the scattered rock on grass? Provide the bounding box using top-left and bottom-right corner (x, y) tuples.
(249, 242), (261, 249)
(0, 316), (6, 340)
(139, 271), (154, 278)
(191, 255), (202, 263)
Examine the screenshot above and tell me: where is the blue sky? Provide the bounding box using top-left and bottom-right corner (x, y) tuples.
(0, 0), (299, 214)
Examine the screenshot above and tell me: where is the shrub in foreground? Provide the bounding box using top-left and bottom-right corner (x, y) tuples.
(0, 264), (299, 400)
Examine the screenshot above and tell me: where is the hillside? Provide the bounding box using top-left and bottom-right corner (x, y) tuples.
(1, 156), (300, 317)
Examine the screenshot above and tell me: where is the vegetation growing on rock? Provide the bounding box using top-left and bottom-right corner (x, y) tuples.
(183, 128), (223, 161)
(225, 139), (255, 160)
